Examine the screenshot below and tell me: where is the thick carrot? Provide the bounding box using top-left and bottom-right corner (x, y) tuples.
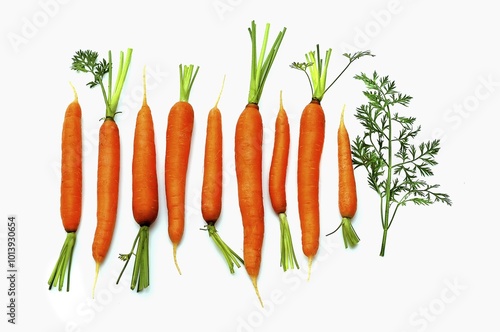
(201, 76), (244, 274)
(291, 46), (371, 279)
(165, 64), (199, 275)
(71, 48), (133, 297)
(117, 66), (159, 291)
(268, 91), (299, 271)
(297, 99), (325, 278)
(48, 83), (82, 291)
(328, 105), (359, 248)
(235, 21), (286, 307)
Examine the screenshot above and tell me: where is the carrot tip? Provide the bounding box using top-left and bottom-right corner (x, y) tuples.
(250, 276), (264, 308)
(307, 256), (313, 281)
(173, 243), (182, 275)
(92, 262), (100, 299)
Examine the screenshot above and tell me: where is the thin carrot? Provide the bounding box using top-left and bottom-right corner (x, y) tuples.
(235, 21), (286, 307)
(268, 91), (299, 271)
(48, 83), (82, 292)
(291, 47), (372, 279)
(71, 48), (133, 297)
(165, 64), (199, 275)
(326, 105), (359, 248)
(201, 76), (244, 273)
(116, 66), (158, 291)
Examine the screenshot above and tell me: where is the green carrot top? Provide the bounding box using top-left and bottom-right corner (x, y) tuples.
(247, 20), (286, 105)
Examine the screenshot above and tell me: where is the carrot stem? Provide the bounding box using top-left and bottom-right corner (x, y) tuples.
(205, 224), (244, 274)
(179, 64), (200, 102)
(116, 225), (151, 291)
(278, 213), (299, 271)
(48, 232), (76, 291)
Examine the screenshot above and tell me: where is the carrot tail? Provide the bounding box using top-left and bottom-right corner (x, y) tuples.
(250, 276), (264, 308)
(341, 217), (360, 249)
(48, 232), (76, 291)
(92, 262), (100, 299)
(173, 246), (183, 275)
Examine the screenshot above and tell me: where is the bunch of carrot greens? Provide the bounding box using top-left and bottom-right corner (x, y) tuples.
(351, 72), (452, 256)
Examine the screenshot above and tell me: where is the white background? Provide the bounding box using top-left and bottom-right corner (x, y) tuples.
(1, 0), (499, 331)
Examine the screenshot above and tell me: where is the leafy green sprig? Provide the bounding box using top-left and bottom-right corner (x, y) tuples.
(351, 72), (452, 256)
(71, 48), (133, 119)
(290, 48), (373, 102)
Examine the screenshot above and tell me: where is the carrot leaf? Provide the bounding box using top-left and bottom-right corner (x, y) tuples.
(290, 48), (373, 102)
(71, 48), (133, 119)
(351, 72), (452, 256)
(247, 20), (286, 105)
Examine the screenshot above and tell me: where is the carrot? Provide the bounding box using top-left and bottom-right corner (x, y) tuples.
(297, 99), (324, 280)
(268, 91), (299, 271)
(116, 66), (158, 291)
(165, 64), (199, 275)
(201, 76), (244, 273)
(291, 47), (372, 279)
(326, 105), (359, 248)
(235, 21), (286, 307)
(48, 83), (82, 291)
(71, 48), (133, 297)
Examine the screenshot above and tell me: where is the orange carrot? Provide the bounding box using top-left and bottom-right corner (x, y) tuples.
(297, 99), (324, 279)
(326, 105), (359, 248)
(291, 46), (371, 279)
(268, 91), (299, 271)
(117, 66), (158, 291)
(201, 76), (244, 273)
(71, 48), (133, 297)
(165, 64), (199, 275)
(235, 21), (286, 307)
(48, 83), (82, 291)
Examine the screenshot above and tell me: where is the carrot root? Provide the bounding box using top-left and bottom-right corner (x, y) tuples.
(173, 243), (182, 275)
(48, 232), (76, 291)
(307, 256), (313, 282)
(92, 262), (100, 299)
(250, 276), (264, 308)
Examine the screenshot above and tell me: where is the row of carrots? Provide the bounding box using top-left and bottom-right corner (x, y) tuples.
(48, 21), (372, 305)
